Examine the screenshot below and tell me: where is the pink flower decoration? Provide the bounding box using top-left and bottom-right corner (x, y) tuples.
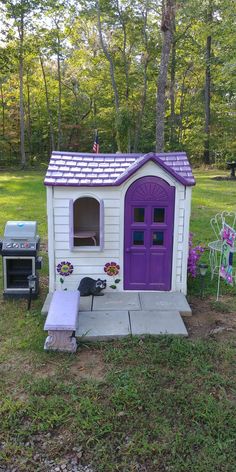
(104, 261), (120, 276)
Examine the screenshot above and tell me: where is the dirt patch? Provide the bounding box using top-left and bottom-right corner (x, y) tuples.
(70, 350), (106, 381)
(0, 352), (35, 376)
(35, 350), (106, 382)
(35, 361), (59, 378)
(184, 295), (236, 340)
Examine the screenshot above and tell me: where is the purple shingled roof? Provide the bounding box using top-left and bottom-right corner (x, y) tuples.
(44, 151), (195, 187)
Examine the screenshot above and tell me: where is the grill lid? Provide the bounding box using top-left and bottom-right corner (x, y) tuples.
(4, 221), (38, 240)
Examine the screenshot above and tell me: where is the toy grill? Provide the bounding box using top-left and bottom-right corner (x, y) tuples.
(0, 221), (42, 298)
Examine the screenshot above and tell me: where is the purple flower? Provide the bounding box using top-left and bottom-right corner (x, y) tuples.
(57, 261), (74, 277)
(188, 234), (205, 278)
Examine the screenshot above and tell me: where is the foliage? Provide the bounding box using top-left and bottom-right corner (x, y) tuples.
(188, 232), (205, 278)
(0, 0), (235, 164)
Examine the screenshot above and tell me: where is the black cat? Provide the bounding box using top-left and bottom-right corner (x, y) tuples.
(78, 277), (107, 296)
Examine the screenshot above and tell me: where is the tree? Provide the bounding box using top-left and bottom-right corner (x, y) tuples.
(0, 0), (42, 167)
(203, 0), (213, 164)
(156, 0), (175, 152)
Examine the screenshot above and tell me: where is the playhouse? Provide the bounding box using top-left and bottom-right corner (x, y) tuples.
(44, 151), (195, 294)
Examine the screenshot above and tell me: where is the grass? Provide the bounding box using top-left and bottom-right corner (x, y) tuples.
(0, 168), (236, 471)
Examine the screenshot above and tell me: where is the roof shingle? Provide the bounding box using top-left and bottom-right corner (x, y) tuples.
(44, 151), (195, 187)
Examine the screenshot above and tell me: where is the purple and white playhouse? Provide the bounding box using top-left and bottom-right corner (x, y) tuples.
(44, 151), (195, 294)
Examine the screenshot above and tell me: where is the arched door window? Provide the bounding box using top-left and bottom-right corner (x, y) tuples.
(70, 197), (103, 249)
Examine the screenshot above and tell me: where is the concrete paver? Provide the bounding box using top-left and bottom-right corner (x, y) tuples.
(76, 311), (131, 340)
(129, 310), (188, 336)
(43, 291), (190, 340)
(93, 292), (141, 311)
(139, 292), (192, 316)
(79, 296), (93, 311)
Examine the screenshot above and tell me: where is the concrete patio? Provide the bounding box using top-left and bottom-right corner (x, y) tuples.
(42, 291), (191, 340)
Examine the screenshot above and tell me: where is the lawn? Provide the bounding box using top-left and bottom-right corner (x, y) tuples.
(0, 169), (236, 472)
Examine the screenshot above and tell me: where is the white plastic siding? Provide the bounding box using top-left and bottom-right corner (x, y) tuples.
(48, 161), (191, 292)
(51, 187), (122, 290)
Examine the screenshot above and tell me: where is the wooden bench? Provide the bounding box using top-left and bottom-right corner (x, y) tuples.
(44, 291), (80, 353)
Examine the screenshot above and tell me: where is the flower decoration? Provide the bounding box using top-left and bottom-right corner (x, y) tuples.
(104, 261), (121, 289)
(57, 261), (74, 277)
(104, 261), (120, 277)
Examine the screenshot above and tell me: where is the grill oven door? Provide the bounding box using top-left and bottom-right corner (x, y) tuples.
(3, 256), (36, 293)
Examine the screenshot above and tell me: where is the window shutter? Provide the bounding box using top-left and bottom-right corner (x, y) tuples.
(69, 199), (74, 250)
(100, 199), (104, 250)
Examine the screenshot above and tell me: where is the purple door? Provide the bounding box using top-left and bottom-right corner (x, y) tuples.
(124, 176), (175, 291)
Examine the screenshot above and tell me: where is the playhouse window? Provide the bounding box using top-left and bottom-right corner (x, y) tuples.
(153, 208), (165, 223)
(134, 208), (145, 223)
(152, 231), (164, 246)
(133, 231), (144, 245)
(71, 197), (103, 249)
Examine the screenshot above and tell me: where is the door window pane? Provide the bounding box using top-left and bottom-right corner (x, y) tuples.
(154, 208), (165, 223)
(134, 208), (145, 222)
(152, 231), (164, 246)
(133, 231), (144, 245)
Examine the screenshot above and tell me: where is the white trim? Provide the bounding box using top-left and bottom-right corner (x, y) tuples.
(71, 246), (102, 253)
(47, 186), (55, 292)
(171, 186), (180, 292)
(71, 194), (103, 251)
(181, 187), (192, 294)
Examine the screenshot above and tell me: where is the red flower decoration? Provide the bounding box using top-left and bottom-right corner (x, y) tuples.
(57, 261), (74, 277)
(104, 261), (120, 277)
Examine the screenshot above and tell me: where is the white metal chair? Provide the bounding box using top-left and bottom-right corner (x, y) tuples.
(208, 211), (236, 279)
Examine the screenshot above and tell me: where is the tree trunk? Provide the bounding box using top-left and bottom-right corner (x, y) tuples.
(169, 38), (176, 148)
(203, 34), (211, 164)
(134, 60), (148, 152)
(134, 5), (149, 152)
(26, 69), (32, 159)
(0, 83), (5, 137)
(156, 0), (175, 153)
(96, 0), (119, 112)
(40, 55), (55, 152)
(177, 63), (191, 144)
(19, 12), (26, 168)
(96, 0), (122, 150)
(96, 0), (120, 113)
(115, 0), (129, 100)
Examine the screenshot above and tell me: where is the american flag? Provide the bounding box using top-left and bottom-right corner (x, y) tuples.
(93, 130), (99, 153)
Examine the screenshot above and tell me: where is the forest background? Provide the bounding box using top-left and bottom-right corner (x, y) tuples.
(0, 0), (235, 168)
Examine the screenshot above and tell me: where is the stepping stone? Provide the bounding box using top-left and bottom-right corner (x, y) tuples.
(129, 310), (188, 336)
(79, 296), (93, 311)
(93, 292), (141, 311)
(76, 311), (131, 341)
(139, 292), (192, 316)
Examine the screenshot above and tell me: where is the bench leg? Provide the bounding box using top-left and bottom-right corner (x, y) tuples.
(44, 330), (77, 353)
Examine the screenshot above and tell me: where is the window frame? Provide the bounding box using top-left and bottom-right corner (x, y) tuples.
(69, 197), (104, 252)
